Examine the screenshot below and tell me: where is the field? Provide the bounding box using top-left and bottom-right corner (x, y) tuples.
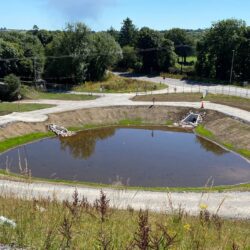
(0, 190), (249, 249)
(21, 86), (97, 101)
(0, 102), (55, 116)
(133, 93), (250, 112)
(73, 74), (166, 93)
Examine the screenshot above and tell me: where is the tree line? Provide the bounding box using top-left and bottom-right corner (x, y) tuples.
(0, 18), (249, 95)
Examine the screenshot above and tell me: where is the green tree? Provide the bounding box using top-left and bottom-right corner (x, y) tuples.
(3, 74), (21, 100)
(137, 27), (176, 72)
(45, 23), (91, 84)
(119, 18), (138, 47)
(165, 28), (194, 63)
(87, 32), (122, 81)
(107, 27), (120, 42)
(118, 45), (142, 71)
(196, 19), (247, 81)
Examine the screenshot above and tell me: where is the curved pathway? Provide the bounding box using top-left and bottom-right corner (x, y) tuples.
(0, 94), (249, 126)
(114, 72), (250, 98)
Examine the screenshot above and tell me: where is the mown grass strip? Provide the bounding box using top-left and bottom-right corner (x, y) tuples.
(0, 103), (55, 116)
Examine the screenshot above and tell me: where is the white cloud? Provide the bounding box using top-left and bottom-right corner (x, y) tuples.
(47, 0), (117, 20)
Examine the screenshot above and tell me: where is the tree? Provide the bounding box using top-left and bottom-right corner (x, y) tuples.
(0, 32), (44, 81)
(87, 32), (122, 81)
(165, 28), (194, 63)
(119, 18), (138, 47)
(137, 27), (176, 72)
(36, 30), (53, 47)
(118, 45), (142, 71)
(3, 74), (21, 100)
(196, 19), (247, 81)
(107, 27), (120, 42)
(45, 23), (91, 84)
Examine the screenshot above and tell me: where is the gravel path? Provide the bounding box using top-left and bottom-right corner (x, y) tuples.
(114, 72), (250, 98)
(1, 180), (250, 219)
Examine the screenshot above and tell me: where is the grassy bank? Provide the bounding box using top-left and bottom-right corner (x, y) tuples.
(0, 102), (55, 116)
(21, 86), (97, 101)
(0, 132), (54, 153)
(133, 93), (250, 112)
(195, 125), (250, 159)
(73, 74), (166, 93)
(0, 191), (249, 249)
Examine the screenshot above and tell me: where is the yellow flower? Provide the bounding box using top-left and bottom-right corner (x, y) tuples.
(199, 203), (208, 210)
(183, 223), (191, 231)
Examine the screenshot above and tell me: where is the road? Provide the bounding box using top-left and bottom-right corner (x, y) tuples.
(114, 72), (250, 98)
(0, 94), (249, 126)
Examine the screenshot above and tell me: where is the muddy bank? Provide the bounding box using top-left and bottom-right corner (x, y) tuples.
(0, 106), (249, 151)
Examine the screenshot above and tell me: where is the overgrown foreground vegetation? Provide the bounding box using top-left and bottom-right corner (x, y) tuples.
(0, 190), (250, 249)
(20, 85), (97, 101)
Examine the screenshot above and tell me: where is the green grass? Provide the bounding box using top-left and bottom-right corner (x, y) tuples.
(195, 125), (214, 138)
(0, 102), (55, 116)
(0, 192), (250, 249)
(0, 132), (54, 153)
(165, 120), (174, 126)
(21, 86), (97, 101)
(73, 73), (166, 93)
(195, 126), (250, 160)
(118, 118), (142, 126)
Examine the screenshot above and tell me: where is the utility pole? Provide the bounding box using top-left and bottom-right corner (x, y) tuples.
(33, 57), (37, 88)
(229, 50), (235, 84)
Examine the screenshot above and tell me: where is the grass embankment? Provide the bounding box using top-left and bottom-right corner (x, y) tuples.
(0, 132), (54, 153)
(133, 93), (250, 112)
(21, 86), (97, 101)
(195, 125), (250, 159)
(0, 191), (249, 249)
(73, 74), (166, 93)
(0, 102), (55, 116)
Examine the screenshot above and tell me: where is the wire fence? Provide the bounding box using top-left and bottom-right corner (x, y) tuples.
(136, 82), (250, 99)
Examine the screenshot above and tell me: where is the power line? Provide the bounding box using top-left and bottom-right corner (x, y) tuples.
(0, 46), (174, 62)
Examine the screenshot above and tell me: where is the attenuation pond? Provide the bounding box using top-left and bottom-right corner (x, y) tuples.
(1, 126), (250, 187)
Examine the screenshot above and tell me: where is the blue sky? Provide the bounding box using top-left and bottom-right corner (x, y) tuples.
(0, 0), (249, 31)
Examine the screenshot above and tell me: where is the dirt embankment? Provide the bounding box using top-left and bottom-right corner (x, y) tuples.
(0, 106), (249, 151)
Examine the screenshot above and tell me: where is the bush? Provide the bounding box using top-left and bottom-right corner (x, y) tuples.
(3, 74), (21, 101)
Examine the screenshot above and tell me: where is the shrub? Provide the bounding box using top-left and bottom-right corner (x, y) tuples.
(2, 74), (21, 101)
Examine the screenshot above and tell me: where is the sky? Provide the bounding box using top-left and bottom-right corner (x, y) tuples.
(0, 0), (249, 31)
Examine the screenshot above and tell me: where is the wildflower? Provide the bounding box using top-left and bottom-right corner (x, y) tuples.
(183, 223), (191, 231)
(199, 203), (208, 210)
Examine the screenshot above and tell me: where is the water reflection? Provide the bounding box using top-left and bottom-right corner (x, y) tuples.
(60, 127), (116, 159)
(195, 136), (227, 156)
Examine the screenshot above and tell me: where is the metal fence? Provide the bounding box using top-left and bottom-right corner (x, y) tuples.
(137, 82), (250, 99)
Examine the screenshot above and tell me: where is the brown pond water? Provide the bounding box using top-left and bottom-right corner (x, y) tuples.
(1, 126), (250, 187)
